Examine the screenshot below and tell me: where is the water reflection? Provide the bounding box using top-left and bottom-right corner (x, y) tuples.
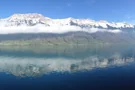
(0, 45), (135, 90)
(0, 52), (134, 77)
(0, 44), (134, 77)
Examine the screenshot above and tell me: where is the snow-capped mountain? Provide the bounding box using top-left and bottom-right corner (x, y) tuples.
(0, 13), (134, 34)
(0, 13), (51, 26)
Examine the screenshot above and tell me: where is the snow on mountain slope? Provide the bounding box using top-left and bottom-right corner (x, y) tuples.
(0, 13), (134, 34)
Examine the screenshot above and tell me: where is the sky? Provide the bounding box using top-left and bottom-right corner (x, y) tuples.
(0, 0), (135, 23)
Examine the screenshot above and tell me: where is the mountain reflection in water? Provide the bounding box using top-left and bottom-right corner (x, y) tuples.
(0, 44), (134, 77)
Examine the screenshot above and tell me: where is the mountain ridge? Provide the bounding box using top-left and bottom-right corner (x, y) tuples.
(0, 13), (134, 34)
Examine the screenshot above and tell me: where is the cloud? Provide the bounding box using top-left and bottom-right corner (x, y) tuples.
(0, 25), (121, 34)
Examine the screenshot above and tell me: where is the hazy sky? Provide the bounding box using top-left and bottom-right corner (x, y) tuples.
(0, 0), (135, 23)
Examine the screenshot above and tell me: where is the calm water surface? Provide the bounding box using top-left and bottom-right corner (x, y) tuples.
(0, 45), (135, 90)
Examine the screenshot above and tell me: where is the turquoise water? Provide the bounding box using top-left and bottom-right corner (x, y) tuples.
(0, 44), (135, 90)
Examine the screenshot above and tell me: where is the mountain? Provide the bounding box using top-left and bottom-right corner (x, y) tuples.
(0, 13), (135, 34)
(0, 13), (135, 45)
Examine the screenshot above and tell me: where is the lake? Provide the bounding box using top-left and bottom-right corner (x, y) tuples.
(0, 44), (135, 90)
